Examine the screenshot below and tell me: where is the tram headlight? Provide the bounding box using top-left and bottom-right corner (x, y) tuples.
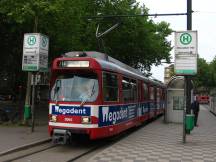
(81, 116), (91, 124)
(50, 115), (57, 122)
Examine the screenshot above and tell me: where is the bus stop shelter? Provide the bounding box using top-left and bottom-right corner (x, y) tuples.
(166, 76), (185, 123)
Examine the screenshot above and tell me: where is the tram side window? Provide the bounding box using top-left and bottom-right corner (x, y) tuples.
(131, 79), (137, 100)
(143, 83), (148, 100)
(150, 87), (155, 100)
(162, 89), (165, 100)
(122, 77), (137, 102)
(157, 88), (160, 102)
(103, 72), (118, 101)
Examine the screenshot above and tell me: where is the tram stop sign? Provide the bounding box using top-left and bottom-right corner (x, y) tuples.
(22, 33), (49, 72)
(174, 31), (198, 75)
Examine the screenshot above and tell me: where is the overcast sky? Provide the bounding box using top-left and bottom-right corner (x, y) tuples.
(137, 0), (216, 81)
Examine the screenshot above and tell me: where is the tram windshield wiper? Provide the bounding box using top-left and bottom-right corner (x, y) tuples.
(80, 82), (96, 107)
(90, 82), (96, 98)
(54, 80), (61, 103)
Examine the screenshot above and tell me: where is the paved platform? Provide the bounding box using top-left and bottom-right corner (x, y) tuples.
(89, 105), (216, 162)
(0, 125), (49, 154)
(0, 101), (49, 154)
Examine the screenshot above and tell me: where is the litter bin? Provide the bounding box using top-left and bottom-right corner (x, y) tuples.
(185, 114), (194, 131)
(24, 105), (31, 120)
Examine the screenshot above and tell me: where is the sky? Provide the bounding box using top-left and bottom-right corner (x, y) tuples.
(137, 0), (216, 82)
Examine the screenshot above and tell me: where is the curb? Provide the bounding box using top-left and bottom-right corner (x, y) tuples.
(0, 138), (51, 156)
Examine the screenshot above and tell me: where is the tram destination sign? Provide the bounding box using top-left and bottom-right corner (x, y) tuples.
(174, 31), (198, 75)
(22, 33), (49, 72)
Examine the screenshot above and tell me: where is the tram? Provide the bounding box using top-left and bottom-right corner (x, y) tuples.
(48, 51), (166, 144)
(197, 95), (209, 104)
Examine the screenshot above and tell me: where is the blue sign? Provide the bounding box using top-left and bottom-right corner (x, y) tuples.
(52, 105), (90, 116)
(98, 104), (138, 127)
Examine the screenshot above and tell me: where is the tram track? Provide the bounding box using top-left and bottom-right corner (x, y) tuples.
(0, 137), (111, 162)
(0, 141), (57, 162)
(66, 139), (116, 162)
(0, 132), (130, 162)
(0, 118), (158, 162)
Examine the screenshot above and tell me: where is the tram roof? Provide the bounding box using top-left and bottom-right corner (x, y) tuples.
(63, 51), (165, 87)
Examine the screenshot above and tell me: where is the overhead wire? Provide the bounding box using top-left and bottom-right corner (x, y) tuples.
(86, 12), (188, 19)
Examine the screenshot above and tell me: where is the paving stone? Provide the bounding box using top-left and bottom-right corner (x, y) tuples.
(89, 105), (216, 162)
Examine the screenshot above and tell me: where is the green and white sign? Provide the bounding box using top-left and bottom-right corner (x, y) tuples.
(22, 33), (49, 72)
(174, 31), (198, 75)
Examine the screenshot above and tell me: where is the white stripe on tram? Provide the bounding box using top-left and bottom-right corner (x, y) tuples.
(49, 122), (98, 128)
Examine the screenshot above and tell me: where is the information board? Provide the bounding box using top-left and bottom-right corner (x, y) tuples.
(22, 33), (49, 72)
(174, 31), (197, 75)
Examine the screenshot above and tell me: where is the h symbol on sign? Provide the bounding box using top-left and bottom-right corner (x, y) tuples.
(180, 33), (192, 45)
(27, 36), (36, 45)
(182, 35), (190, 42)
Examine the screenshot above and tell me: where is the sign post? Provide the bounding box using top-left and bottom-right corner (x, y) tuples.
(175, 30), (197, 143)
(22, 33), (49, 132)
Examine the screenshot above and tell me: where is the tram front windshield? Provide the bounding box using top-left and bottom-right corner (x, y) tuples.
(51, 73), (99, 102)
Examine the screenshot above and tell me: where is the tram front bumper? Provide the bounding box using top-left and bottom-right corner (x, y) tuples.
(52, 129), (71, 144)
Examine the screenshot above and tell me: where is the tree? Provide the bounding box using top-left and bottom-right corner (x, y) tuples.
(193, 58), (210, 90)
(209, 57), (216, 87)
(91, 0), (172, 73)
(190, 57), (216, 93)
(0, 0), (59, 90)
(0, 0), (173, 90)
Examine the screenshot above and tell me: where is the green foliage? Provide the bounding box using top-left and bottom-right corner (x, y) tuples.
(191, 57), (216, 91)
(194, 58), (210, 88)
(209, 57), (216, 87)
(93, 1), (172, 72)
(0, 0), (172, 88)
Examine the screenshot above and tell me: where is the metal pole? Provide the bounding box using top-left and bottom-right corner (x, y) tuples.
(186, 0), (192, 114)
(183, 0), (192, 142)
(23, 72), (31, 124)
(187, 0), (192, 30)
(23, 15), (38, 127)
(183, 77), (186, 143)
(31, 73), (36, 132)
(31, 15), (38, 132)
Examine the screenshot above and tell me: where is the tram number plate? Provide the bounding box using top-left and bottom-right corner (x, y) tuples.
(64, 117), (73, 122)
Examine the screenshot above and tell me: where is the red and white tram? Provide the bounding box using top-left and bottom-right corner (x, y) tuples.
(48, 51), (166, 144)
